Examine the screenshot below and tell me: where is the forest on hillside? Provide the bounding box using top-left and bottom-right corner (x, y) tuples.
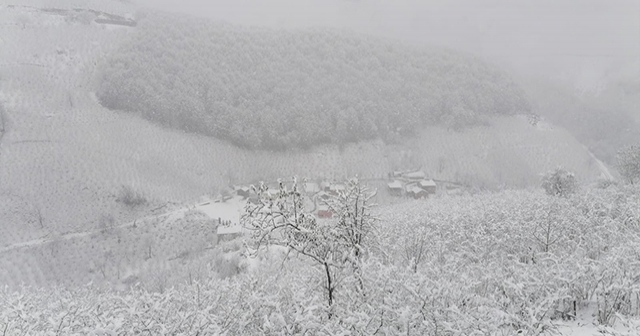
(97, 11), (531, 150)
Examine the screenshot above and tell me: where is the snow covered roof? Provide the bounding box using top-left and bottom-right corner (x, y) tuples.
(317, 191), (331, 199)
(388, 180), (403, 189)
(418, 179), (436, 188)
(404, 171), (426, 179)
(411, 186), (426, 194)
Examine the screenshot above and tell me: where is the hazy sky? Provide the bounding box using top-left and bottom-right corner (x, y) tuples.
(135, 0), (640, 87)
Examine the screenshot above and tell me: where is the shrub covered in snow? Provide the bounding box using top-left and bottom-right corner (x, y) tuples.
(541, 167), (578, 197)
(1, 184), (640, 334)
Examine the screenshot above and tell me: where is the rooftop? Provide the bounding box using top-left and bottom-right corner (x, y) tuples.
(419, 179), (437, 187)
(404, 171), (426, 179)
(388, 180), (403, 189)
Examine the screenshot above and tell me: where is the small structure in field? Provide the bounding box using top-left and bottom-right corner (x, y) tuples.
(404, 171), (426, 180)
(320, 181), (332, 192)
(235, 186), (251, 198)
(317, 205), (333, 218)
(94, 17), (137, 27)
(216, 221), (245, 241)
(247, 195), (260, 205)
(93, 11), (137, 27)
(387, 180), (403, 196)
(418, 179), (437, 194)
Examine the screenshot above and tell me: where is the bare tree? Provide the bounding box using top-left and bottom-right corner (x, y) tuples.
(142, 233), (155, 260)
(242, 176), (376, 308)
(324, 177), (377, 294)
(402, 232), (427, 273)
(96, 250), (114, 279)
(31, 204), (46, 229)
(531, 200), (565, 254)
(20, 201), (47, 230)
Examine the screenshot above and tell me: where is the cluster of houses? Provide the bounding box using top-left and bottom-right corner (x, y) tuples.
(229, 171), (438, 220)
(387, 170), (437, 199)
(236, 181), (346, 197)
(233, 180), (348, 219)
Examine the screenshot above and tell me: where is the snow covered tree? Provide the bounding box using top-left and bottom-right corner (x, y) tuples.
(323, 177), (377, 293)
(541, 167), (578, 197)
(616, 144), (640, 185)
(241, 177), (376, 308)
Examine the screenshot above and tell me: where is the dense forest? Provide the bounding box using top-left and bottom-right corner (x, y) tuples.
(97, 12), (531, 150)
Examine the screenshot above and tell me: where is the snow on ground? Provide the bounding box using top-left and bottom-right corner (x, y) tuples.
(554, 302), (640, 335)
(195, 196), (246, 235)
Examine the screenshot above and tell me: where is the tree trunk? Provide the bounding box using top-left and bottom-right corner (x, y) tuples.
(324, 262), (333, 307)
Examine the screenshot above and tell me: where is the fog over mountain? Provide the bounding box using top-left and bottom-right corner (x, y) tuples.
(2, 0), (640, 334)
(137, 0), (640, 88)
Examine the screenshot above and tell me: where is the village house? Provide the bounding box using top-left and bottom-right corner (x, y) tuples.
(247, 195), (260, 205)
(320, 181), (332, 192)
(404, 171), (426, 180)
(407, 185), (429, 199)
(387, 180), (403, 196)
(235, 186), (251, 199)
(405, 183), (416, 195)
(317, 205), (333, 218)
(418, 179), (437, 194)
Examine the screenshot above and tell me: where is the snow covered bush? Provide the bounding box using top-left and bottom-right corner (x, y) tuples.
(241, 176), (376, 308)
(2, 184), (640, 334)
(115, 185), (147, 208)
(541, 167), (578, 197)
